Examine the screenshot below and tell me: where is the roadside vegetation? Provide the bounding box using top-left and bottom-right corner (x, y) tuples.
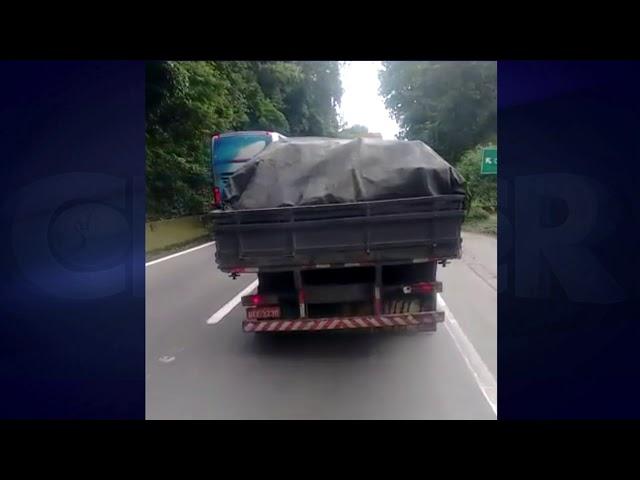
(146, 61), (343, 220)
(146, 61), (497, 236)
(456, 145), (497, 235)
(379, 61), (497, 235)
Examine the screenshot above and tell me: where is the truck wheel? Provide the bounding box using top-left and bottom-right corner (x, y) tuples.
(408, 299), (421, 313)
(383, 298), (422, 314)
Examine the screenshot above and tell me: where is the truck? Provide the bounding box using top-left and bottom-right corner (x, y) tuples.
(210, 137), (466, 334)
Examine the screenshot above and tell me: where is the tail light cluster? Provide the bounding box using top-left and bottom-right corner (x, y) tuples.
(241, 294), (279, 307)
(212, 186), (222, 208)
(401, 282), (442, 294)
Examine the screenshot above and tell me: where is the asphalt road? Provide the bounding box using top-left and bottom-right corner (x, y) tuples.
(146, 232), (497, 419)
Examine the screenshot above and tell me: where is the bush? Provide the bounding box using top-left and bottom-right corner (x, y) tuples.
(145, 61), (343, 221)
(466, 205), (490, 221)
(457, 144), (497, 216)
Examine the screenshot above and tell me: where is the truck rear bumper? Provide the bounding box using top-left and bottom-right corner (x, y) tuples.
(243, 310), (444, 333)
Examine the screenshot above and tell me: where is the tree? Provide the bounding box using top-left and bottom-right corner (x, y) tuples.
(456, 144), (497, 215)
(379, 61), (496, 164)
(145, 61), (343, 219)
(146, 61), (250, 218)
(282, 61), (342, 137)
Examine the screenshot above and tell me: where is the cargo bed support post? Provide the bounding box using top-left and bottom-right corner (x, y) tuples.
(374, 264), (382, 318)
(294, 269), (306, 319)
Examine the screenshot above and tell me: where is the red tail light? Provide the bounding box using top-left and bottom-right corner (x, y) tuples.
(410, 282), (434, 294)
(213, 186), (222, 206)
(241, 293), (279, 307)
(249, 295), (263, 306)
(245, 294), (267, 306)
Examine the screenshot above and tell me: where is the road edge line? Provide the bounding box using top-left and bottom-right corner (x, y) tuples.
(437, 293), (497, 417)
(206, 279), (259, 325)
(146, 241), (216, 267)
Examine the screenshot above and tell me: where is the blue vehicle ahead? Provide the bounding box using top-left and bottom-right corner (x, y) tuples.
(211, 131), (286, 208)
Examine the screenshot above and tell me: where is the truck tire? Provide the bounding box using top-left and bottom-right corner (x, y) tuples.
(383, 297), (422, 314)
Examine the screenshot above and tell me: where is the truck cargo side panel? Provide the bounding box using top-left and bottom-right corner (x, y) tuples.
(212, 195), (465, 272)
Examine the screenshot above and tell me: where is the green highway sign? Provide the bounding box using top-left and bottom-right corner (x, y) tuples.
(481, 147), (497, 175)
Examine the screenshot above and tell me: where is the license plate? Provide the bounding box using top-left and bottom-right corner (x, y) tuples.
(246, 306), (281, 320)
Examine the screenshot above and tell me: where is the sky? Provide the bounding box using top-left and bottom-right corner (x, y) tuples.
(338, 61), (400, 140)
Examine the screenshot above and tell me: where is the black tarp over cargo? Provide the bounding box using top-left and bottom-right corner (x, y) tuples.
(224, 137), (466, 210)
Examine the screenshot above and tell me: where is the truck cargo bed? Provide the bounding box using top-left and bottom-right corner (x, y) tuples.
(210, 194), (465, 272)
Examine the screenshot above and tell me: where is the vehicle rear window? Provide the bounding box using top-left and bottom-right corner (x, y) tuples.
(213, 135), (268, 163)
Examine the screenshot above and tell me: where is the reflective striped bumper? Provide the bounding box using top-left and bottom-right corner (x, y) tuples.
(243, 311), (444, 333)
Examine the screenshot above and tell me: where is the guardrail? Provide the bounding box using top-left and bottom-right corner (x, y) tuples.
(145, 215), (211, 253)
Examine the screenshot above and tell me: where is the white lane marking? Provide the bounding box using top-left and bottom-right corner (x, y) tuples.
(145, 241), (215, 267)
(206, 279), (259, 325)
(437, 293), (497, 417)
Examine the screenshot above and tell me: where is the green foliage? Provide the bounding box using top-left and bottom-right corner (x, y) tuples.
(457, 144), (498, 217)
(463, 213), (497, 236)
(146, 61), (342, 219)
(282, 61), (342, 137)
(466, 206), (490, 220)
(379, 61), (497, 235)
(379, 61), (497, 164)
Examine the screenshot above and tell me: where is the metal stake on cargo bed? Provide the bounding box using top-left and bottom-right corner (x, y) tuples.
(374, 264), (382, 317)
(294, 269), (306, 318)
(365, 203), (371, 254)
